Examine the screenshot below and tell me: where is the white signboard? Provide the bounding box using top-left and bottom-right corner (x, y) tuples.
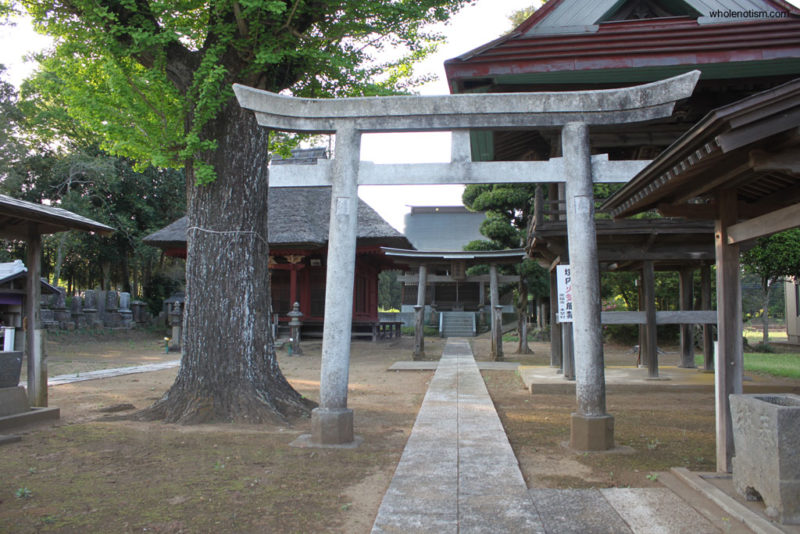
(556, 265), (573, 323)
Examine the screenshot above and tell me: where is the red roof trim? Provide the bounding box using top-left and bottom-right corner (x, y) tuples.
(445, 18), (800, 83)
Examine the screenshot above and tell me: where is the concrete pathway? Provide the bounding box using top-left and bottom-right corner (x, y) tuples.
(372, 338), (542, 533)
(372, 339), (737, 534)
(43, 360), (180, 386)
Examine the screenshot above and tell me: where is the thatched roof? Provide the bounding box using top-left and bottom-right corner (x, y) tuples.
(143, 187), (412, 250)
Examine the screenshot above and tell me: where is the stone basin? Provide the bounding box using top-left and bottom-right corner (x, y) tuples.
(730, 393), (800, 524)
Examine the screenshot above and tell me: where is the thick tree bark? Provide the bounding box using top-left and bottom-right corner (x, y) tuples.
(139, 100), (315, 424)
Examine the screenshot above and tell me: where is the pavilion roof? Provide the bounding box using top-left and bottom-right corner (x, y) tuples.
(143, 187), (412, 251)
(0, 194), (114, 240)
(445, 0), (800, 91)
(602, 77), (800, 221)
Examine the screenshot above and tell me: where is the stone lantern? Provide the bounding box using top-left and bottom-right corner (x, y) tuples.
(287, 302), (303, 356)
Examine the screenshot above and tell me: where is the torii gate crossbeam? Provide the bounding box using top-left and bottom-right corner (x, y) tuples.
(234, 71), (700, 449)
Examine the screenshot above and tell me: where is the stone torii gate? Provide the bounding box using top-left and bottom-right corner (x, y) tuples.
(234, 71), (700, 449)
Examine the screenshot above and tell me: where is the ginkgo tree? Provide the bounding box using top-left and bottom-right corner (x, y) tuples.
(18, 0), (471, 423)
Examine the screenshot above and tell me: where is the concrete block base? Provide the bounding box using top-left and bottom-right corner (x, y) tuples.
(0, 386), (29, 417)
(570, 413), (614, 451)
(0, 387), (60, 431)
(311, 407), (354, 446)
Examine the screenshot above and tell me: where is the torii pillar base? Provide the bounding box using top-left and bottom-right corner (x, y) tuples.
(311, 407), (354, 446)
(570, 413), (615, 451)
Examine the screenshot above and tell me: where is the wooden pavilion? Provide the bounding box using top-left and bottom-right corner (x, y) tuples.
(0, 193), (113, 414)
(143, 186), (412, 335)
(603, 78), (800, 472)
(445, 0), (800, 375)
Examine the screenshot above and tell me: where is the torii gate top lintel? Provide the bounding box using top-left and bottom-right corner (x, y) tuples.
(233, 70), (700, 134)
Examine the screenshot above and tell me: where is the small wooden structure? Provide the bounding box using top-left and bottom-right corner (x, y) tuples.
(528, 213), (717, 376)
(0, 194), (113, 412)
(144, 185), (412, 333)
(603, 78), (800, 472)
(383, 248), (526, 359)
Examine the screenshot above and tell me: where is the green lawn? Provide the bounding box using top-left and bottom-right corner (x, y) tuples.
(695, 352), (800, 379)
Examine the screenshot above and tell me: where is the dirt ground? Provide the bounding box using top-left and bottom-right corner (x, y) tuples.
(1, 330), (796, 533)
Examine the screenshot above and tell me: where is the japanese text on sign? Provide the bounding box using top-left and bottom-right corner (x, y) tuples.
(556, 265), (573, 323)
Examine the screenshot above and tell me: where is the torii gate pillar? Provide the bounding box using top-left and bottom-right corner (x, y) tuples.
(563, 122), (613, 450)
(312, 124), (361, 445)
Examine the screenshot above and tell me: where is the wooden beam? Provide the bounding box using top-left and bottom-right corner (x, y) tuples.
(600, 310), (717, 325)
(398, 274), (520, 284)
(679, 267), (696, 368)
(550, 268), (562, 370)
(715, 189), (743, 473)
(642, 261), (658, 378)
(657, 203), (717, 219)
(727, 203), (800, 244)
(701, 264), (715, 372)
(25, 225), (46, 407)
(749, 148), (800, 174)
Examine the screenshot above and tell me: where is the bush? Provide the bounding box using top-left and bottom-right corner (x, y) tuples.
(603, 324), (638, 344)
(401, 325), (440, 337)
(602, 324), (680, 345)
(749, 342), (775, 353)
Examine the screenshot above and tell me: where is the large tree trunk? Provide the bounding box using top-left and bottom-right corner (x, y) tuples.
(139, 100), (315, 424)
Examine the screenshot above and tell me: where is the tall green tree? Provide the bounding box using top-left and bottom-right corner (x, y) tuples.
(741, 229), (800, 346)
(462, 183), (548, 353)
(20, 0), (470, 423)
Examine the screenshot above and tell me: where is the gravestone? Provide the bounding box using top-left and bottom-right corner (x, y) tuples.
(70, 294), (86, 329)
(83, 290), (101, 328)
(104, 291), (121, 327)
(52, 287), (71, 328)
(119, 292), (133, 328)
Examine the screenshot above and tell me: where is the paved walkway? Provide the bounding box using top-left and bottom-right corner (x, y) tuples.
(43, 360), (180, 386)
(371, 338), (742, 534)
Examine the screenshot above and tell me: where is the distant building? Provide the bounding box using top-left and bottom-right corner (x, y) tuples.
(393, 206), (517, 334)
(143, 149), (412, 335)
(402, 206), (485, 252)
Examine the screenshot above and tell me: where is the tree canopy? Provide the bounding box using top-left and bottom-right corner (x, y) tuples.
(741, 228), (800, 345)
(462, 183), (548, 352)
(21, 0), (471, 183)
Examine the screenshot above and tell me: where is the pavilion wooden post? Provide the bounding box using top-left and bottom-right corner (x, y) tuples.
(490, 264), (503, 361)
(715, 190), (743, 472)
(25, 225), (47, 407)
(701, 264), (715, 371)
(679, 267), (696, 368)
(312, 123), (361, 446)
(494, 305), (504, 362)
(642, 260), (658, 378)
(549, 268), (562, 370)
(413, 264), (427, 360)
(562, 324), (575, 380)
(637, 277), (645, 367)
(563, 122), (613, 450)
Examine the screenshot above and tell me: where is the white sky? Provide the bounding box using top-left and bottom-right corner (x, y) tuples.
(3, 0), (798, 230)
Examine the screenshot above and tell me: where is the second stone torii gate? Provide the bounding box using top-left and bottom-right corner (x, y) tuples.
(234, 71), (700, 450)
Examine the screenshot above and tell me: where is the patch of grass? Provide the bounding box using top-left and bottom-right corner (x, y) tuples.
(744, 352), (800, 379)
(694, 351), (800, 379)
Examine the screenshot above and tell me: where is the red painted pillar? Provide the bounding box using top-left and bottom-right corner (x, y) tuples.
(289, 267), (298, 306)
